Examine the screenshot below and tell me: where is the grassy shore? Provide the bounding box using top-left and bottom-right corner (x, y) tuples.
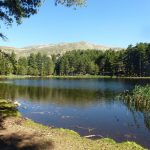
(0, 74), (116, 79)
(0, 99), (146, 150)
(1, 74), (150, 79)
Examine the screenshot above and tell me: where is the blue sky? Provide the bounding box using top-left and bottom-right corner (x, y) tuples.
(0, 0), (150, 48)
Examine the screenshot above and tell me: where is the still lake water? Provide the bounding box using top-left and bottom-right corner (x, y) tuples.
(0, 78), (150, 148)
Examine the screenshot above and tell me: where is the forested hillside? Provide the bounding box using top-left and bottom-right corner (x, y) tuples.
(0, 43), (150, 77)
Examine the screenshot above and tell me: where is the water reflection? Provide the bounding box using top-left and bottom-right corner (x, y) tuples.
(0, 78), (150, 148)
(0, 82), (118, 106)
(123, 95), (150, 133)
(144, 113), (150, 131)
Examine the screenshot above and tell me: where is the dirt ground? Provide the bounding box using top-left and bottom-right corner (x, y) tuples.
(0, 117), (54, 150)
(0, 99), (146, 150)
(0, 117), (146, 150)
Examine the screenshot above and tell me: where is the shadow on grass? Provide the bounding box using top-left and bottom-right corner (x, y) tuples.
(0, 133), (54, 150)
(0, 99), (54, 149)
(0, 100), (19, 129)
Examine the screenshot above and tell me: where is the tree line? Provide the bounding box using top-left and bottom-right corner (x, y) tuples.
(0, 42), (150, 77)
(0, 51), (54, 76)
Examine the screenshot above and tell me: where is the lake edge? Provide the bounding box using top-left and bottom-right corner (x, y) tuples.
(1, 75), (150, 80)
(0, 99), (146, 150)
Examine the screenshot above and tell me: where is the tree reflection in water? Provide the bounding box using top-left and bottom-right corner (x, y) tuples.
(0, 83), (117, 106)
(122, 94), (150, 131)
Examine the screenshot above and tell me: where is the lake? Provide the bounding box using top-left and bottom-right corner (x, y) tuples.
(0, 78), (150, 149)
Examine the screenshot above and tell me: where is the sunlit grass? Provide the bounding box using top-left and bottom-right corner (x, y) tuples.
(121, 85), (150, 111)
(0, 99), (21, 118)
(2, 74), (150, 79)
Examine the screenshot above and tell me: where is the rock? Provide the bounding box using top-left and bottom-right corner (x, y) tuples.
(14, 101), (21, 106)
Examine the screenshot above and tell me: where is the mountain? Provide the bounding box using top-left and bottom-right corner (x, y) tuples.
(0, 41), (122, 57)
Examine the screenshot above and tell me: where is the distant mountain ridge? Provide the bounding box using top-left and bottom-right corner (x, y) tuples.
(0, 41), (122, 57)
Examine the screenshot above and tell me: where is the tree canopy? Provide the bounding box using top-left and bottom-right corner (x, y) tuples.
(0, 0), (86, 39)
(1, 43), (150, 77)
(55, 0), (86, 7)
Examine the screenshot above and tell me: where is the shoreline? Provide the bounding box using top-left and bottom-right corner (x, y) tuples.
(0, 99), (146, 150)
(1, 75), (150, 79)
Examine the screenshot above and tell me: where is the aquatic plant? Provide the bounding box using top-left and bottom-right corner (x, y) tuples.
(121, 85), (150, 112)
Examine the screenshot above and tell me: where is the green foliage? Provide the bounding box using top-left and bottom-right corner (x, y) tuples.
(0, 0), (86, 39)
(10, 51), (17, 74)
(27, 53), (38, 75)
(0, 0), (41, 38)
(17, 57), (28, 75)
(27, 53), (54, 76)
(132, 85), (150, 101)
(123, 43), (148, 76)
(0, 51), (54, 76)
(0, 51), (13, 75)
(0, 99), (20, 118)
(56, 43), (150, 77)
(121, 85), (150, 112)
(1, 42), (150, 77)
(120, 85), (150, 131)
(55, 0), (86, 7)
(56, 50), (102, 75)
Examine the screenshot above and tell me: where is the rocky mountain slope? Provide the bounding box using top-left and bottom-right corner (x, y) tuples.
(0, 41), (121, 57)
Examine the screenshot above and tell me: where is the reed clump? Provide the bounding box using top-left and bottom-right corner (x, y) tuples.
(121, 85), (150, 111)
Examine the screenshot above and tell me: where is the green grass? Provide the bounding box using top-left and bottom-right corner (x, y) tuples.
(0, 75), (33, 79)
(0, 99), (21, 118)
(46, 75), (116, 79)
(1, 74), (150, 79)
(0, 74), (116, 79)
(131, 85), (150, 100)
(0, 99), (147, 149)
(24, 119), (145, 150)
(120, 85), (150, 111)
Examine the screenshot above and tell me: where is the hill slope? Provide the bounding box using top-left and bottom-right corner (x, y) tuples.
(0, 41), (121, 57)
